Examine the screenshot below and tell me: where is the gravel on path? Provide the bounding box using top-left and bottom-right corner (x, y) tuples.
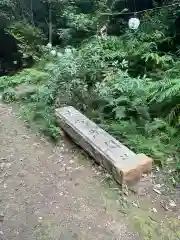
(0, 103), (139, 240)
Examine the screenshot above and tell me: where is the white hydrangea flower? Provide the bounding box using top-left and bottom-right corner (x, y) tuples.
(50, 49), (57, 56)
(47, 42), (52, 49)
(65, 48), (72, 54)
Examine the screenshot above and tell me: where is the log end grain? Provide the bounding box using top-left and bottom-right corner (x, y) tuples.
(112, 154), (153, 185)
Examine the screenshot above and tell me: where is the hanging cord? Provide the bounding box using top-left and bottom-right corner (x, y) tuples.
(133, 0), (137, 14)
(100, 1), (180, 16)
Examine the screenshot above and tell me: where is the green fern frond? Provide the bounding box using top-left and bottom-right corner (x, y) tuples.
(167, 104), (180, 123)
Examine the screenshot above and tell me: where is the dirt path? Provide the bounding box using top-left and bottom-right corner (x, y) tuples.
(0, 103), (139, 240)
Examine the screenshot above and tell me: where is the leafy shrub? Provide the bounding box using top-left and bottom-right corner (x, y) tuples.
(0, 67), (60, 140)
(20, 102), (61, 141)
(1, 3), (180, 175)
(0, 69), (49, 90)
(41, 36), (180, 166)
(7, 21), (46, 60)
(149, 65), (180, 125)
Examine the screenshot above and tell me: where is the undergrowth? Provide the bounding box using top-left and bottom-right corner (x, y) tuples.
(0, 8), (180, 181)
(0, 67), (61, 140)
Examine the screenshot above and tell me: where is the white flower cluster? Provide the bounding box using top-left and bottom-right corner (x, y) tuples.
(46, 42), (62, 57)
(46, 43), (75, 58)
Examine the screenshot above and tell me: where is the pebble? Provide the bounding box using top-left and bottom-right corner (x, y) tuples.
(69, 160), (74, 164)
(132, 202), (138, 208)
(6, 163), (11, 168)
(169, 200), (176, 208)
(152, 208), (157, 213)
(0, 231), (4, 235)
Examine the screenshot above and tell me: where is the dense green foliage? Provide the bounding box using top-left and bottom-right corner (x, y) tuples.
(0, 0), (180, 179)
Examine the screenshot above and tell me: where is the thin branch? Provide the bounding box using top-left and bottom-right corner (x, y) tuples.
(48, 0), (52, 44)
(30, 0), (34, 25)
(99, 1), (180, 16)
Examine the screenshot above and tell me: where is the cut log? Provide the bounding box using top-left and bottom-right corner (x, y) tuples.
(55, 106), (153, 185)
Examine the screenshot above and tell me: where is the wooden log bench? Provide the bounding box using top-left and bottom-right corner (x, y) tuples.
(55, 106), (153, 185)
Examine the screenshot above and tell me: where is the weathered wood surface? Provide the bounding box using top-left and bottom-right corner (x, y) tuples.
(56, 106), (153, 184)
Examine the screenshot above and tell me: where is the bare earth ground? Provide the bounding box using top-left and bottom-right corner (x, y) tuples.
(0, 103), (139, 240)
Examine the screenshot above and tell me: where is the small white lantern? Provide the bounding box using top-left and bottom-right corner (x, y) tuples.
(128, 17), (140, 30)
